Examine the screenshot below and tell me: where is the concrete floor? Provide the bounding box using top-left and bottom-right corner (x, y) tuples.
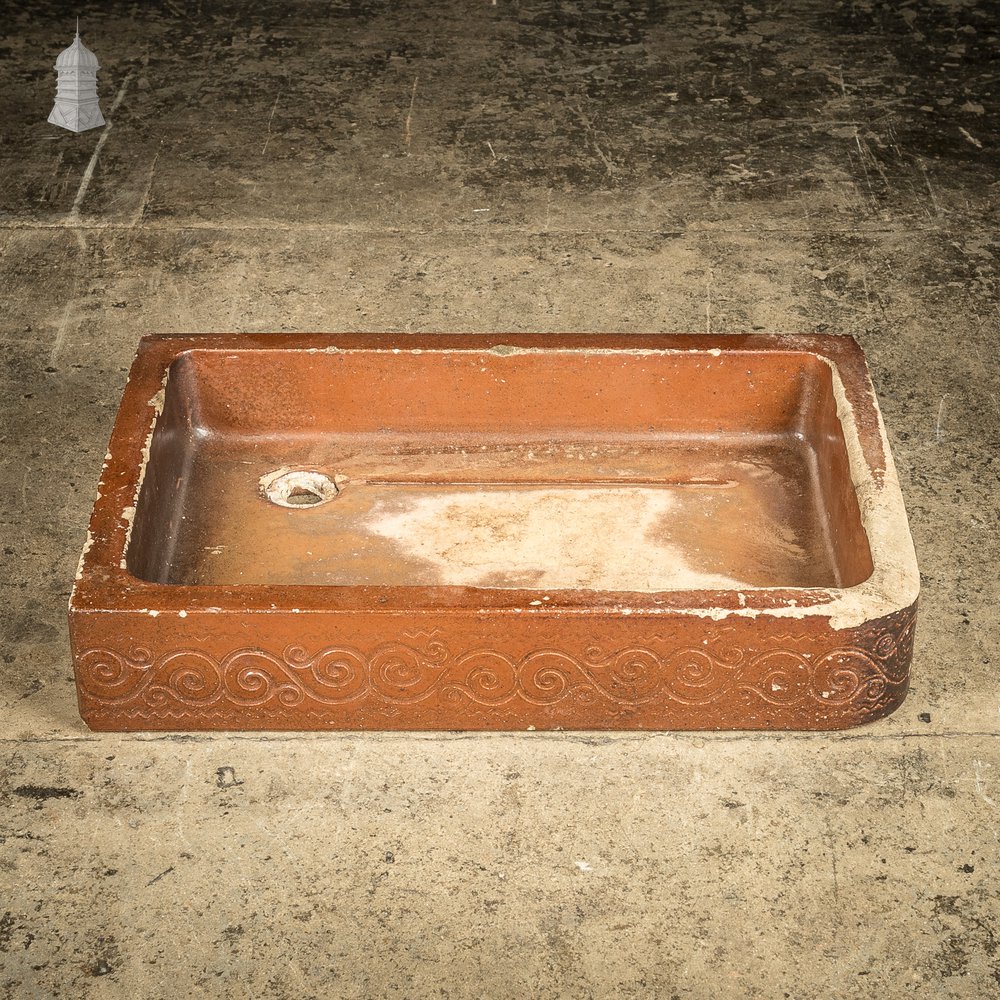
(1, 0), (998, 996)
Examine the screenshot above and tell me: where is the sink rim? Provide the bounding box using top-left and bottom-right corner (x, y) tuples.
(70, 332), (919, 633)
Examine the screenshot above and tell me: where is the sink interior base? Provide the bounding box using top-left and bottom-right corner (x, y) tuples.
(137, 435), (858, 592)
(127, 346), (874, 593)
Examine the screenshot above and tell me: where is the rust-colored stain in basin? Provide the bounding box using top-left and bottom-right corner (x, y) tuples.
(70, 334), (918, 731)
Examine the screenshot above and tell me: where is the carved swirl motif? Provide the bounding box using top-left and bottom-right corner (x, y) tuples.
(77, 607), (915, 721)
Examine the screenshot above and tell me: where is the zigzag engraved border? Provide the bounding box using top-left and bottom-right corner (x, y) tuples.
(76, 606), (915, 721)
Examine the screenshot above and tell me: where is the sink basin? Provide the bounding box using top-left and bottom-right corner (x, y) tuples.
(70, 334), (918, 731)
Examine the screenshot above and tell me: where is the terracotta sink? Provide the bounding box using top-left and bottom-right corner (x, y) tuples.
(70, 334), (918, 731)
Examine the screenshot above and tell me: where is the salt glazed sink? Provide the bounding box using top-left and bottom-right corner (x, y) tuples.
(70, 334), (918, 731)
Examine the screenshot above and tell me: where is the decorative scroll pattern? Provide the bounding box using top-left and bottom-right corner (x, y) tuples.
(76, 607), (916, 726)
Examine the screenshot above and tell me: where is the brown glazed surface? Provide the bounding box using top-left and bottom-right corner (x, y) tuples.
(69, 333), (918, 731)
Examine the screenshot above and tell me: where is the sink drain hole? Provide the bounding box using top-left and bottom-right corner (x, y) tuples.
(261, 469), (339, 509)
(286, 486), (325, 506)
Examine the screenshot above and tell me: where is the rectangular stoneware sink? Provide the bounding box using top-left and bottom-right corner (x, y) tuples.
(70, 334), (918, 731)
